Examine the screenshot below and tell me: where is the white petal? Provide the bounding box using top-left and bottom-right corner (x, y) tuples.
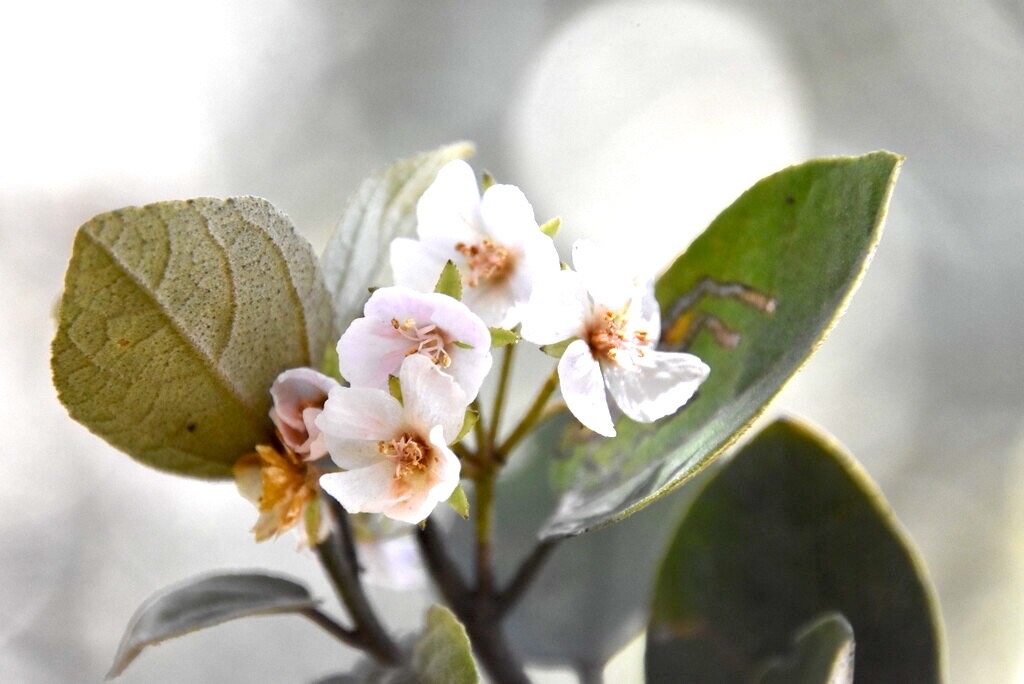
(603, 350), (710, 423)
(571, 238), (636, 311)
(399, 355), (469, 442)
(509, 228), (561, 301)
(319, 437), (384, 471)
(446, 344), (492, 402)
(426, 291), (492, 350)
(520, 269), (589, 345)
(558, 339), (616, 437)
(316, 386), (402, 442)
(416, 160), (482, 246)
(390, 237), (451, 293)
(478, 183), (538, 245)
(337, 317), (415, 389)
(320, 461), (407, 515)
(461, 281), (519, 328)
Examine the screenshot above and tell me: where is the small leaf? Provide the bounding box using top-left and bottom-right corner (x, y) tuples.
(644, 418), (944, 683)
(756, 613), (855, 684)
(446, 485), (470, 519)
(541, 152), (904, 538)
(411, 605), (480, 684)
(489, 327), (519, 348)
(321, 142), (475, 334)
(455, 408), (479, 444)
(388, 375), (403, 404)
(539, 337), (575, 358)
(434, 260), (463, 300)
(538, 216), (561, 238)
(107, 572), (318, 678)
(52, 197), (335, 478)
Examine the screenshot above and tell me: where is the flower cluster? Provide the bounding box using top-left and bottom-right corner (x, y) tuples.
(238, 159), (710, 538)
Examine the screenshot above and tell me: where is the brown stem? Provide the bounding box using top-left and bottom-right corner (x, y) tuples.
(299, 607), (361, 650)
(496, 539), (558, 616)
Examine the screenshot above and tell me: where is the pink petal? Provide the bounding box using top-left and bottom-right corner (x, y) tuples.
(558, 339), (616, 437)
(382, 425), (460, 524)
(337, 316), (416, 389)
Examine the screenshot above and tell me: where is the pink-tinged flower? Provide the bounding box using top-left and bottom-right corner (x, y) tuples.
(389, 159), (560, 328)
(269, 368), (340, 461)
(234, 445), (328, 545)
(521, 239), (710, 437)
(337, 285), (492, 401)
(316, 354), (466, 525)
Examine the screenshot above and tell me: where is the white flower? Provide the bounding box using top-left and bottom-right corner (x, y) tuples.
(521, 239), (710, 437)
(269, 368), (341, 460)
(316, 354), (466, 525)
(337, 285), (492, 401)
(390, 159), (560, 328)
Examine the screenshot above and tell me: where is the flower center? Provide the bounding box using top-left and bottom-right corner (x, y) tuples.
(587, 308), (650, 367)
(454, 239), (513, 287)
(391, 318), (451, 368)
(377, 432), (430, 480)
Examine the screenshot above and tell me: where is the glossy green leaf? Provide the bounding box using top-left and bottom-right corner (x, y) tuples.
(107, 572), (318, 678)
(645, 418), (944, 683)
(320, 142), (475, 335)
(756, 613), (855, 684)
(52, 197), (335, 478)
(434, 260), (463, 300)
(411, 605), (480, 684)
(543, 152), (903, 538)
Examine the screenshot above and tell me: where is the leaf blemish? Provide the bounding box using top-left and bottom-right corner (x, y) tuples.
(186, 422), (197, 433)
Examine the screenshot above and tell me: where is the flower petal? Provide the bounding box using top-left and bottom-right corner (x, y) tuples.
(320, 437), (385, 471)
(520, 269), (589, 345)
(316, 386), (402, 442)
(478, 183), (538, 245)
(558, 339), (616, 437)
(603, 350), (710, 423)
(390, 237), (451, 293)
(269, 368), (340, 456)
(461, 282), (520, 328)
(399, 355), (468, 442)
(337, 316), (417, 389)
(415, 160), (482, 246)
(320, 461), (407, 515)
(382, 425), (461, 524)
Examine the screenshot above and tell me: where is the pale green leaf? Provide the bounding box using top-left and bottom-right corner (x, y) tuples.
(52, 197), (335, 478)
(645, 418), (944, 683)
(542, 152), (903, 538)
(411, 605), (479, 684)
(320, 142), (475, 334)
(447, 484), (470, 519)
(107, 572), (317, 678)
(434, 260), (463, 300)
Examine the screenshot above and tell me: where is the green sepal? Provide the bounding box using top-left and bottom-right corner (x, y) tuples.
(453, 340), (475, 350)
(541, 337), (576, 358)
(446, 485), (470, 519)
(388, 375), (403, 404)
(435, 260), (463, 301)
(489, 327), (519, 348)
(455, 408), (479, 444)
(539, 216), (561, 238)
(480, 171), (496, 191)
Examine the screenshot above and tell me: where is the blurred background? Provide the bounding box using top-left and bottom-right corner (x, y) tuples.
(2, 1), (1022, 681)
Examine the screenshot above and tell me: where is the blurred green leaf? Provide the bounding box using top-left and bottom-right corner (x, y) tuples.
(489, 327), (519, 348)
(411, 605), (480, 684)
(434, 260), (463, 300)
(543, 152), (903, 538)
(52, 197), (335, 478)
(107, 572), (318, 679)
(645, 418), (944, 683)
(756, 613), (855, 684)
(321, 142), (475, 335)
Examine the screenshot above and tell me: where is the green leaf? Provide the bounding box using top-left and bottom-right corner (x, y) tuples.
(447, 484), (470, 519)
(51, 197), (335, 478)
(489, 327), (519, 348)
(756, 613), (855, 684)
(107, 572), (318, 678)
(541, 152), (903, 538)
(320, 142), (475, 334)
(434, 260), (463, 300)
(411, 605), (480, 684)
(644, 418), (944, 683)
(539, 337), (575, 359)
(538, 216), (561, 238)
